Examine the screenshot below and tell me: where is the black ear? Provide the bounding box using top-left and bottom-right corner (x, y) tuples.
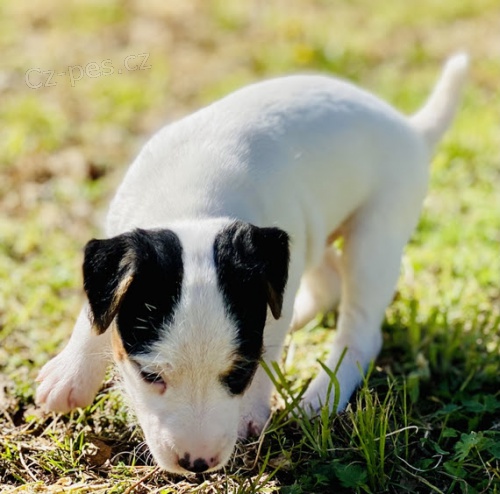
(83, 233), (137, 334)
(218, 222), (290, 319)
(250, 225), (290, 319)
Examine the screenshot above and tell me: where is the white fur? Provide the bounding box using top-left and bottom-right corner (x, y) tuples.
(36, 54), (468, 473)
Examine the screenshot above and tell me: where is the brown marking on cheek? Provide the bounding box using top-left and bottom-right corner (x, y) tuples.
(111, 324), (128, 362)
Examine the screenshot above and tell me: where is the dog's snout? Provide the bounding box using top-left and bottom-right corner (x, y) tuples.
(178, 452), (219, 473)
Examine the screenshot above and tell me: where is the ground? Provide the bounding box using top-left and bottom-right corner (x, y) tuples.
(0, 1), (499, 493)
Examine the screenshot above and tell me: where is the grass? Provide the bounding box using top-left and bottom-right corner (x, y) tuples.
(1, 0), (499, 492)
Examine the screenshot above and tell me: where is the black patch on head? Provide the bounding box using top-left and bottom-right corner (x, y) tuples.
(214, 221), (290, 395)
(83, 229), (183, 354)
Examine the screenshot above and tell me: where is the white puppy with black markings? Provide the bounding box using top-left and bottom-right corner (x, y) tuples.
(37, 54), (468, 474)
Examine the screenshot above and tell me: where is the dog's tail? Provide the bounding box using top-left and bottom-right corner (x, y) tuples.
(410, 53), (468, 149)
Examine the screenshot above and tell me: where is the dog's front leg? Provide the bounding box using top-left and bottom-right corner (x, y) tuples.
(238, 317), (290, 438)
(238, 366), (274, 438)
(36, 305), (111, 413)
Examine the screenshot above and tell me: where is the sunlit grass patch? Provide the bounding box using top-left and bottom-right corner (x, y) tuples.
(0, 96), (68, 165)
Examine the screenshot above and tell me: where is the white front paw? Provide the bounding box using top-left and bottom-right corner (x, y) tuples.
(36, 350), (107, 413)
(299, 373), (349, 418)
(300, 385), (334, 418)
(300, 344), (372, 418)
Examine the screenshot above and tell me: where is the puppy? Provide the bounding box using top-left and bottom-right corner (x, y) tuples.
(36, 54), (468, 474)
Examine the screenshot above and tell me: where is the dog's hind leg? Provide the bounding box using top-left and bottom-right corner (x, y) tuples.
(291, 245), (342, 331)
(300, 192), (423, 414)
(36, 305), (111, 413)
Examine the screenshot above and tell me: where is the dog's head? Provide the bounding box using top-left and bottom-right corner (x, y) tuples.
(82, 220), (289, 474)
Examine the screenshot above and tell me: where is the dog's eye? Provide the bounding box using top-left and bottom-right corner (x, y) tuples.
(140, 370), (166, 389)
(140, 370), (163, 383)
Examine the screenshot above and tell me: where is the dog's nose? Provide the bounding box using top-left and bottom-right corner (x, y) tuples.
(178, 454), (208, 473)
(178, 453), (218, 473)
